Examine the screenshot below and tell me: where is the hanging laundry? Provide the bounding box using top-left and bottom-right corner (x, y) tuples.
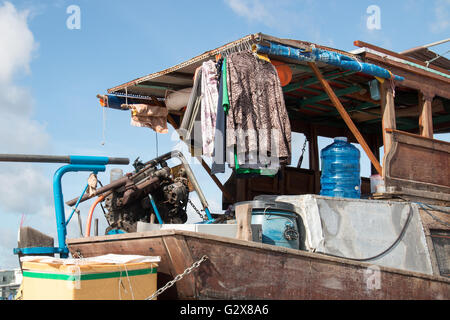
(128, 103), (168, 134)
(178, 67), (203, 156)
(211, 57), (228, 174)
(200, 60), (219, 157)
(225, 51), (291, 171)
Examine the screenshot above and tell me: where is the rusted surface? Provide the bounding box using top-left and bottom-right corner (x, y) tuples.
(67, 230), (450, 300)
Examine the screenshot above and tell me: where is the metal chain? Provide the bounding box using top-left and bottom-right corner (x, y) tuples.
(145, 255), (208, 300)
(188, 198), (207, 221)
(297, 136), (308, 168)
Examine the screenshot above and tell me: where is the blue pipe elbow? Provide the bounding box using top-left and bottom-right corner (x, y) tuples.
(53, 163), (106, 258)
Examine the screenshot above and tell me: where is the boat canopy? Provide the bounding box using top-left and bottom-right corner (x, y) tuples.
(106, 33), (450, 137)
(103, 33), (450, 206)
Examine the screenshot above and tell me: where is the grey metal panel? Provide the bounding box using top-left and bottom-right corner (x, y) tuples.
(136, 222), (263, 243)
(254, 194), (434, 275)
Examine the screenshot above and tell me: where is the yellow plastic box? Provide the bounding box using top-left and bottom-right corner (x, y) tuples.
(19, 254), (160, 300)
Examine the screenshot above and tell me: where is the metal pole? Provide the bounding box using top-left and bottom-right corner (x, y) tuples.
(53, 163), (106, 258)
(0, 154), (129, 165)
(94, 219), (98, 237)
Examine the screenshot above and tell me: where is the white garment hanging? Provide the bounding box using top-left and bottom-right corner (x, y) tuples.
(200, 60), (219, 157)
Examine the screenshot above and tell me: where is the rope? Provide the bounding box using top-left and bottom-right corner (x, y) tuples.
(118, 263), (135, 300)
(101, 102), (106, 146)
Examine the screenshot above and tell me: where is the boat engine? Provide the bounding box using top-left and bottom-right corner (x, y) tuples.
(103, 156), (190, 233)
(65, 151), (200, 234)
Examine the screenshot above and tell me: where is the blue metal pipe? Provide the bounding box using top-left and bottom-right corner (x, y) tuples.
(65, 183), (89, 226)
(69, 155), (109, 165)
(53, 162), (106, 258)
(204, 207), (214, 221)
(148, 194), (164, 224)
(254, 42), (404, 81)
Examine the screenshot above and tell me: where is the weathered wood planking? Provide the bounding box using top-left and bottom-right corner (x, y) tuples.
(67, 229), (450, 300)
(380, 81), (396, 173)
(418, 92), (434, 139)
(384, 129), (450, 201)
(235, 203), (253, 241)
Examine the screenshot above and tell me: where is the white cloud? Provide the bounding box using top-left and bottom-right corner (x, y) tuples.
(0, 2), (36, 83)
(0, 2), (50, 154)
(225, 0), (276, 26)
(430, 0), (450, 33)
(0, 2), (55, 269)
(0, 164), (53, 215)
(224, 0), (316, 34)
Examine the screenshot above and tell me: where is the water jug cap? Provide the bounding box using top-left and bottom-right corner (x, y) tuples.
(334, 137), (347, 142)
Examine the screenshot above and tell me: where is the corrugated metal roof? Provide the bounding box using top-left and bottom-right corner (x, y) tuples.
(401, 47), (450, 71)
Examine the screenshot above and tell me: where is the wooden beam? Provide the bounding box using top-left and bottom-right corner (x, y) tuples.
(354, 40), (450, 76)
(351, 100), (445, 123)
(300, 86), (362, 107)
(364, 53), (450, 93)
(418, 92), (434, 138)
(308, 62), (383, 176)
(283, 70), (356, 93)
(308, 126), (320, 194)
(200, 158), (234, 203)
(235, 203), (253, 241)
(380, 81), (396, 175)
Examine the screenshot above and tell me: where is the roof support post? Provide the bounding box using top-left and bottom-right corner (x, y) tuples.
(308, 62), (383, 176)
(380, 81), (396, 175)
(418, 91), (434, 139)
(308, 125), (320, 194)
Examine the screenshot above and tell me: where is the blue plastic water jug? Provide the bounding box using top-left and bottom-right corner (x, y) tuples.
(320, 137), (361, 198)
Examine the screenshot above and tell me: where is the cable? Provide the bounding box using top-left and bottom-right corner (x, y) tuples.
(85, 195), (105, 237)
(155, 131), (159, 158)
(318, 206), (414, 262)
(417, 202), (450, 214)
(395, 196), (450, 227)
(417, 203), (450, 228)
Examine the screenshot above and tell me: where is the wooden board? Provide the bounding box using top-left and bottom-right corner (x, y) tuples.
(384, 129), (450, 201)
(67, 229), (450, 300)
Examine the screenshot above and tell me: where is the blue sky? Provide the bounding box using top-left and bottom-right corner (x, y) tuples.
(0, 0), (449, 269)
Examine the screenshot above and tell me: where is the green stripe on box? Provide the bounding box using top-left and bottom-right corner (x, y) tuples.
(23, 267), (157, 281)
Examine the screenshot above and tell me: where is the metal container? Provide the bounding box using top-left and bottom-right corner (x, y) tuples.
(234, 200), (300, 250)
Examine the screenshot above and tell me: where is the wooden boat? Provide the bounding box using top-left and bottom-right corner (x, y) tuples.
(67, 33), (450, 300)
(67, 227), (449, 300)
(16, 34), (450, 300)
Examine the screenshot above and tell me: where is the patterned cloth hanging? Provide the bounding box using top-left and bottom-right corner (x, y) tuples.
(225, 51), (291, 171)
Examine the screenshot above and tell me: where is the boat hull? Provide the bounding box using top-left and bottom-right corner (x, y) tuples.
(67, 230), (449, 300)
